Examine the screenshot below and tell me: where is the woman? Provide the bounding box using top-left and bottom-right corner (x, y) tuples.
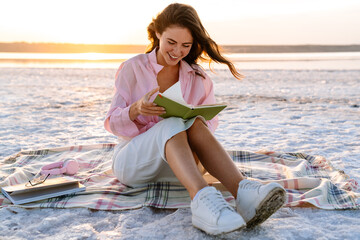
(105, 3), (285, 235)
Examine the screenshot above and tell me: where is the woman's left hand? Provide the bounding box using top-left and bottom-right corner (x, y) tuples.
(129, 87), (165, 120)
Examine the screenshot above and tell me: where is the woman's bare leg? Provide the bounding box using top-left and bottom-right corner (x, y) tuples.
(165, 118), (244, 198)
(165, 131), (208, 199)
(187, 119), (245, 197)
(165, 119), (284, 230)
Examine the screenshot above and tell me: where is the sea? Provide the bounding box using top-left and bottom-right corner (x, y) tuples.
(0, 51), (360, 239)
(0, 50), (359, 152)
(0, 52), (359, 159)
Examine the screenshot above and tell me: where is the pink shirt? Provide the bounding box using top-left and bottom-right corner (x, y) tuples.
(104, 48), (219, 139)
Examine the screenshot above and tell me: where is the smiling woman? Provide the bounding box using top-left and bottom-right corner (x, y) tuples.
(103, 3), (287, 235)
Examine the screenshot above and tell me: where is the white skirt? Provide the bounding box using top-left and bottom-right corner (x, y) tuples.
(112, 116), (205, 187)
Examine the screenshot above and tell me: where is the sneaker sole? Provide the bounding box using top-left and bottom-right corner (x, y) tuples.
(192, 216), (246, 235)
(246, 187), (286, 228)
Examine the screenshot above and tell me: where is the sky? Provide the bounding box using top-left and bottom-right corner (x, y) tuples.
(1, 0), (360, 45)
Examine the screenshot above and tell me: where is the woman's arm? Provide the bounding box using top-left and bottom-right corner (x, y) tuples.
(104, 62), (141, 138)
(104, 61), (165, 138)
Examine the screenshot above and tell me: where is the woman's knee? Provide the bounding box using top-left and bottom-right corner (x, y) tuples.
(187, 117), (208, 135)
(165, 130), (188, 153)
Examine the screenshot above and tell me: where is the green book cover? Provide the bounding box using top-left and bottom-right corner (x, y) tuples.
(153, 94), (226, 120)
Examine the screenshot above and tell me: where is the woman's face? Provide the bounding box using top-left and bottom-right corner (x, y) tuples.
(156, 25), (193, 67)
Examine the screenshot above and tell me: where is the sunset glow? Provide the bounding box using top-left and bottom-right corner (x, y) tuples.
(1, 0), (360, 45)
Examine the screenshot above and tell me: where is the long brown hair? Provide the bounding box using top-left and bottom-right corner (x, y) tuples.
(146, 3), (243, 80)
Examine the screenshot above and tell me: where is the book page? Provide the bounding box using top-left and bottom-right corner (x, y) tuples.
(194, 104), (227, 108)
(161, 81), (189, 106)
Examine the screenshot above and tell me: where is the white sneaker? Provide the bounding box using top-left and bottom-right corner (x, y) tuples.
(236, 179), (286, 228)
(191, 186), (246, 235)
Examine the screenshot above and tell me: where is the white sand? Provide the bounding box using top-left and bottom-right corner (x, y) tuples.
(0, 57), (360, 239)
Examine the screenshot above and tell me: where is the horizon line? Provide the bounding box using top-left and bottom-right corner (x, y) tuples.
(1, 42), (360, 54)
(2, 41), (360, 46)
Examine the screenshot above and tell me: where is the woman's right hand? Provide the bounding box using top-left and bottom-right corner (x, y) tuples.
(129, 87), (166, 121)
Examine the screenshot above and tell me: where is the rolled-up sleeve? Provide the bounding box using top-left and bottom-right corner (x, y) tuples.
(104, 62), (141, 138)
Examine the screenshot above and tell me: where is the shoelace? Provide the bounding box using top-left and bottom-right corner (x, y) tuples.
(200, 190), (231, 217)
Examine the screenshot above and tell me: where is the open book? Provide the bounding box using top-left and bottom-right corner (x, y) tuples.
(153, 93), (226, 120)
(1, 176), (85, 205)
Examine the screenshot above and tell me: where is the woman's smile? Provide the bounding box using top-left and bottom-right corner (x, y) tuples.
(168, 53), (179, 60)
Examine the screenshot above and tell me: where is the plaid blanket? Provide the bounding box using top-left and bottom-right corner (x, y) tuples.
(0, 144), (359, 210)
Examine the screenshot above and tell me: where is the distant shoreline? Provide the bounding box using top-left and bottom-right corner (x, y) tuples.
(1, 42), (360, 53)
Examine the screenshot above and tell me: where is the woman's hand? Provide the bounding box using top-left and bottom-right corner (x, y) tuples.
(129, 87), (166, 121)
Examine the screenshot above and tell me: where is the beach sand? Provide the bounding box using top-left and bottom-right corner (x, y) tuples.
(0, 62), (359, 239)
